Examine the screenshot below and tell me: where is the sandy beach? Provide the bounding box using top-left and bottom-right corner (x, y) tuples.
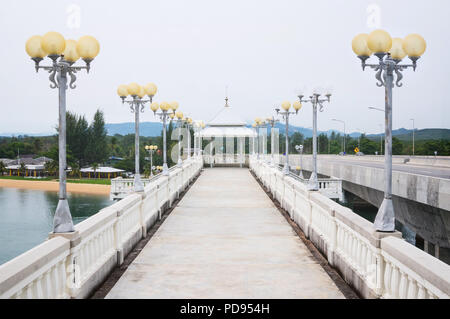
(0, 179), (110, 195)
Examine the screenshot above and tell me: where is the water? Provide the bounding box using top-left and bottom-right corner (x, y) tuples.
(0, 187), (114, 265)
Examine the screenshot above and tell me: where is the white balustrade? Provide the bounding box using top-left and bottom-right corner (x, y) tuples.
(249, 155), (450, 299)
(0, 157), (203, 299)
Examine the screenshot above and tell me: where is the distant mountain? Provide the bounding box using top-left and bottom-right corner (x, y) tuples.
(3, 123), (449, 140)
(105, 122), (163, 137)
(0, 132), (53, 137)
(392, 129), (450, 141)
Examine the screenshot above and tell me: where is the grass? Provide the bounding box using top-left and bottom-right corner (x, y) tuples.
(0, 175), (111, 185)
(66, 179), (111, 185)
(0, 175), (52, 181)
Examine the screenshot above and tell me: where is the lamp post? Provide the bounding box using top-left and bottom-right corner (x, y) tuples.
(174, 111), (185, 167)
(117, 82), (157, 192)
(144, 145), (157, 177)
(185, 117), (193, 160)
(410, 118), (415, 156)
(352, 29), (426, 231)
(275, 101), (302, 175)
(332, 119), (345, 155)
(265, 116), (279, 167)
(295, 145), (304, 179)
(251, 124), (257, 155)
(194, 121), (205, 156)
(298, 89), (331, 190)
(253, 118), (267, 161)
(151, 101), (178, 176)
(26, 32), (100, 233)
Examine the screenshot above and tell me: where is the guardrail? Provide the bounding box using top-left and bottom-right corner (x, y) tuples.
(264, 156), (343, 201)
(0, 156), (203, 299)
(250, 156), (450, 299)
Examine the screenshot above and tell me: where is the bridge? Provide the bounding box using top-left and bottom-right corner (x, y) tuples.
(283, 154), (450, 262)
(1, 155), (449, 299)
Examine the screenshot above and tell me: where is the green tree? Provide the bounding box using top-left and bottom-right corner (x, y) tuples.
(85, 110), (108, 165)
(0, 161), (5, 176)
(392, 137), (403, 155)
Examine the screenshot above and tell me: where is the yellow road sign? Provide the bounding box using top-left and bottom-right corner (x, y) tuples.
(354, 147), (360, 153)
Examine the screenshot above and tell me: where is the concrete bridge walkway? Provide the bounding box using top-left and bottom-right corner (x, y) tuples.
(106, 168), (345, 298)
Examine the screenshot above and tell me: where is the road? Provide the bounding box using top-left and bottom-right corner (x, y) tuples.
(318, 157), (450, 179)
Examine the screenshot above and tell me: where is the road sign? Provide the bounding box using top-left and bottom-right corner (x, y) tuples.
(354, 147), (359, 153)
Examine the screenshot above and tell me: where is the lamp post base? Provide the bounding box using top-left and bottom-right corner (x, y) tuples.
(282, 163), (290, 175)
(307, 172), (319, 191)
(299, 170), (304, 179)
(134, 173), (144, 192)
(53, 199), (74, 233)
(177, 158), (183, 167)
(162, 163), (169, 176)
(374, 197), (395, 232)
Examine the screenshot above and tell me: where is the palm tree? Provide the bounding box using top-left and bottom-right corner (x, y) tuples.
(71, 163), (81, 179)
(144, 164), (151, 178)
(92, 163), (99, 179)
(0, 161), (5, 176)
(19, 162), (26, 177)
(45, 160), (58, 177)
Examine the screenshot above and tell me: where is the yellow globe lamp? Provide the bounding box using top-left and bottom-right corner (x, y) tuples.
(367, 29), (392, 53)
(137, 85), (146, 98)
(127, 82), (141, 96)
(281, 101), (291, 111)
(252, 123), (257, 128)
(117, 84), (129, 97)
(389, 38), (407, 61)
(169, 101), (179, 111)
(144, 83), (157, 96)
(402, 34), (426, 58)
(25, 35), (47, 58)
(145, 145), (149, 150)
(296, 166), (301, 171)
(41, 31), (66, 56)
(293, 101), (302, 112)
(160, 101), (170, 111)
(154, 145), (158, 150)
(76, 35), (100, 60)
(62, 39), (80, 62)
(176, 111), (184, 119)
(169, 113), (175, 120)
(150, 102), (159, 112)
(352, 33), (372, 57)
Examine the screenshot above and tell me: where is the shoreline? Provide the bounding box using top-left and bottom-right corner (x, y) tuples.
(0, 179), (110, 195)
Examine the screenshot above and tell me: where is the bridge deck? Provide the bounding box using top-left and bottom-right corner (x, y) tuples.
(106, 168), (344, 298)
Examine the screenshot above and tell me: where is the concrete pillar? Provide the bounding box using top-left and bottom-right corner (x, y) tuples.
(435, 244), (440, 259)
(424, 240), (429, 254)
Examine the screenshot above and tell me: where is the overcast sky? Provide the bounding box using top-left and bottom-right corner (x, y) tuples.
(0, 0), (449, 135)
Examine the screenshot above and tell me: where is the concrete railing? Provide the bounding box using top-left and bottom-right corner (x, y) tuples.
(250, 156), (450, 299)
(259, 154), (343, 200)
(0, 156), (203, 299)
(110, 177), (154, 200)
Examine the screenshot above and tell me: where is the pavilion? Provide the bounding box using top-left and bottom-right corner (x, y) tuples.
(196, 96), (256, 167)
(80, 166), (125, 179)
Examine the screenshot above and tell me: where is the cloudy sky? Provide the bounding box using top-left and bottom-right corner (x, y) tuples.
(0, 0), (449, 135)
